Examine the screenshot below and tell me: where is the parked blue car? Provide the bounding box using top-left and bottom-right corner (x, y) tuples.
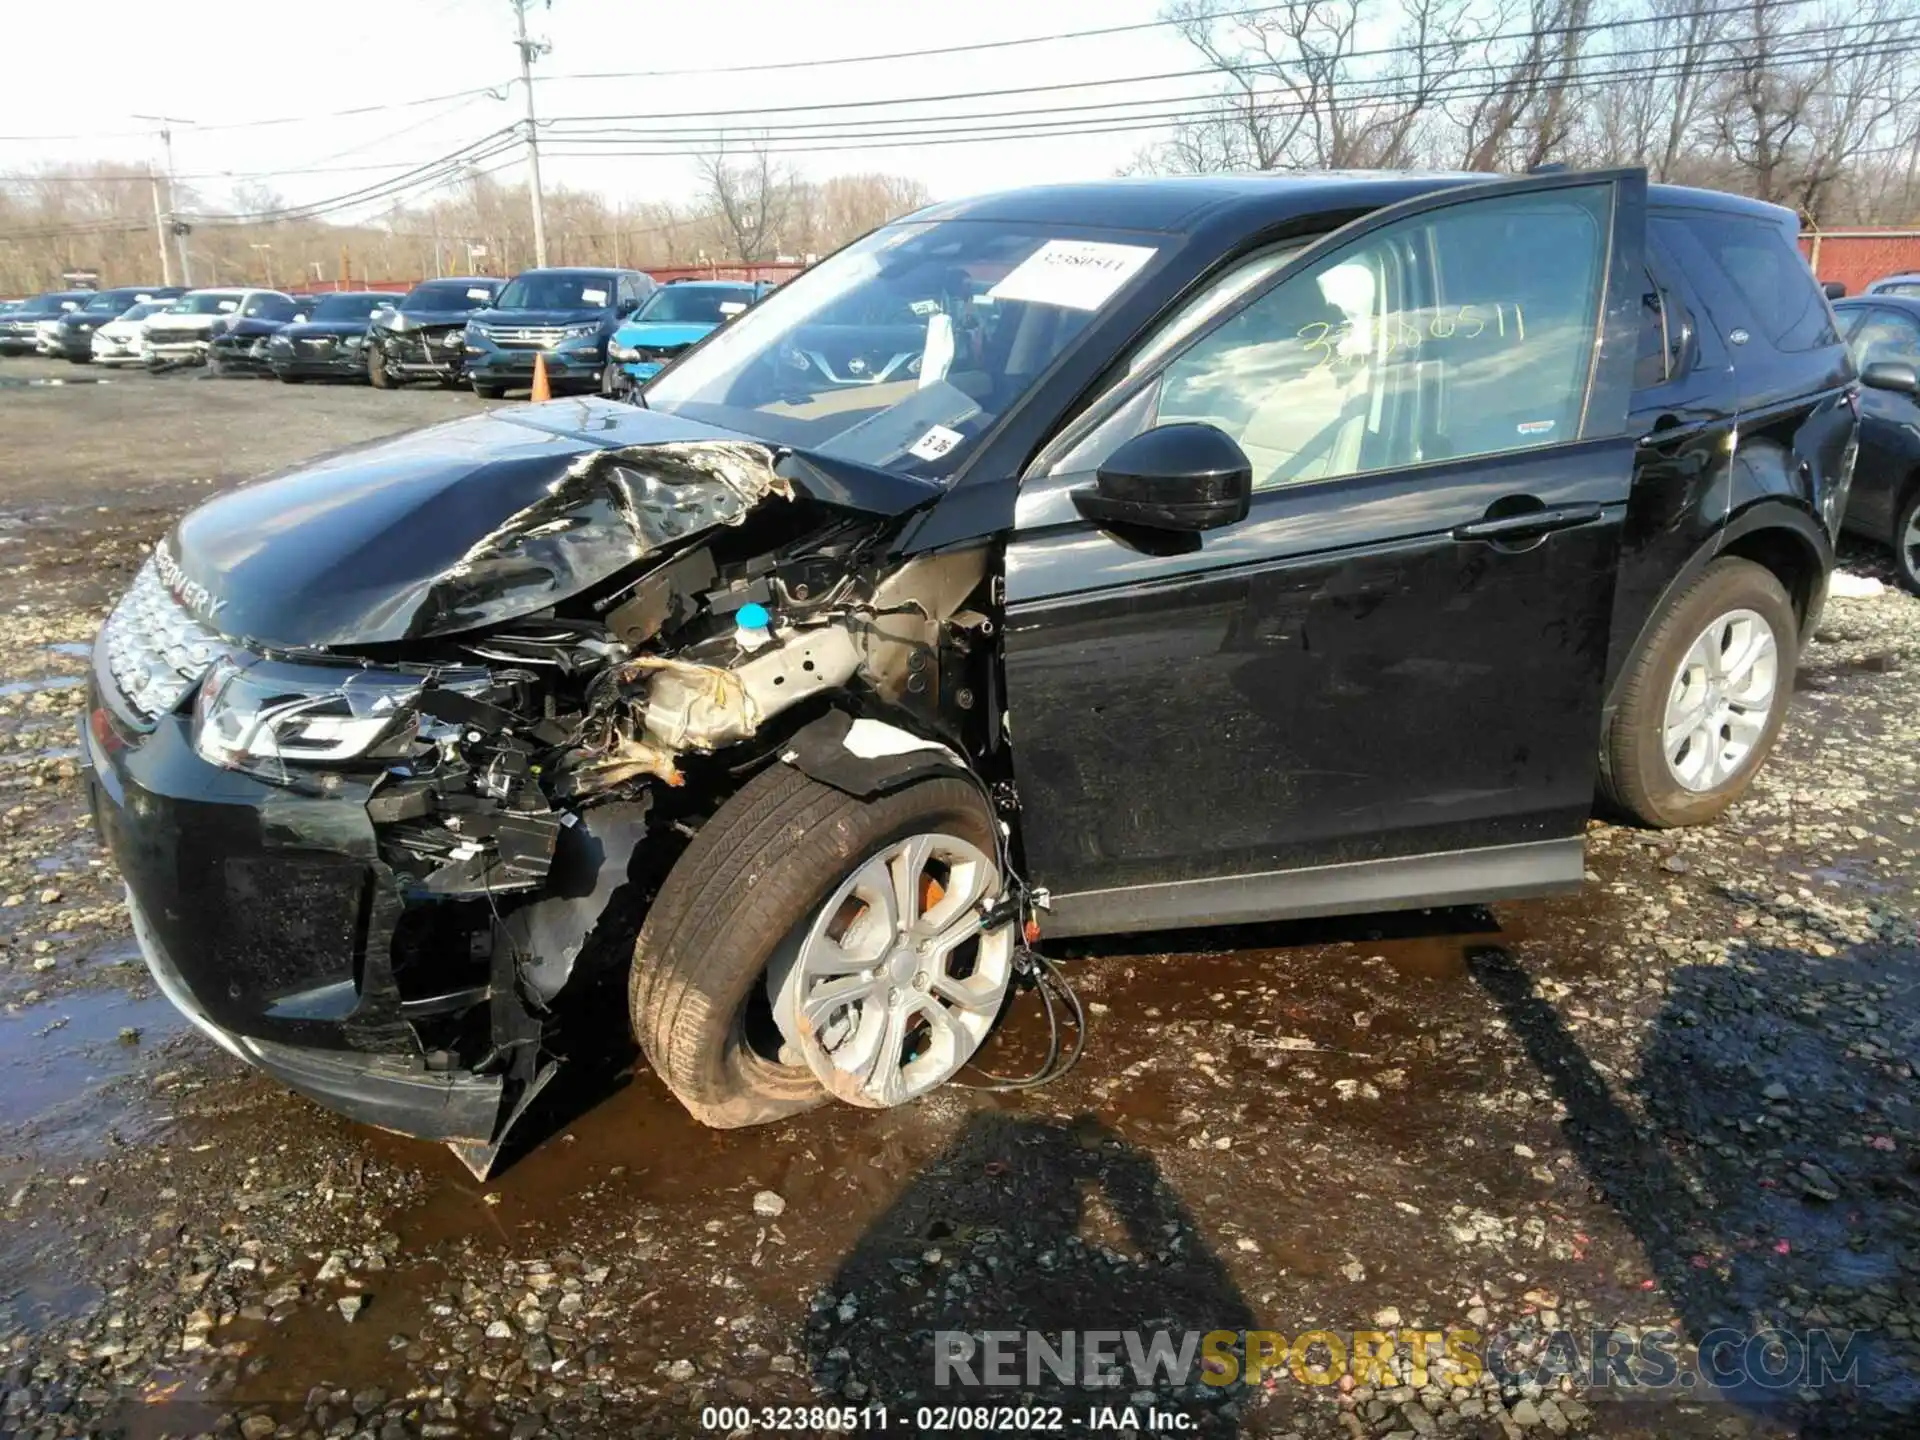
(601, 279), (775, 396)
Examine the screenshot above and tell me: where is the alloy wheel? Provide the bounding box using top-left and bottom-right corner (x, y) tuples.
(769, 832), (1014, 1107)
(1902, 504), (1920, 587)
(1662, 607), (1779, 792)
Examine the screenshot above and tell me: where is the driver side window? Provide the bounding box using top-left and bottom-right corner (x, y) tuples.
(1081, 185), (1614, 492)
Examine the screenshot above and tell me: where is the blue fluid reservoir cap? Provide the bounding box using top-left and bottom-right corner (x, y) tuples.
(736, 602), (771, 630)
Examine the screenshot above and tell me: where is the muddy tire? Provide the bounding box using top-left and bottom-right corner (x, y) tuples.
(367, 346), (392, 389)
(471, 380), (505, 399)
(1599, 556), (1797, 828)
(630, 762), (998, 1128)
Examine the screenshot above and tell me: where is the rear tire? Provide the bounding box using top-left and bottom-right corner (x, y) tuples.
(1599, 557), (1797, 828)
(1892, 486), (1920, 595)
(630, 762), (999, 1128)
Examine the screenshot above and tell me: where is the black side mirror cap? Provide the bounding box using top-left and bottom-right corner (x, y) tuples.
(1861, 360), (1920, 397)
(1823, 281), (1847, 300)
(1073, 423), (1253, 533)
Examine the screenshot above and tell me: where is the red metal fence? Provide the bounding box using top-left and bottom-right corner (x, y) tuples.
(1798, 231), (1920, 295)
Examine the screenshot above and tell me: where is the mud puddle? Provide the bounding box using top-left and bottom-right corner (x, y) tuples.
(0, 984), (185, 1148)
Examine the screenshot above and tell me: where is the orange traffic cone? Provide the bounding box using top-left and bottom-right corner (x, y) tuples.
(530, 350), (552, 402)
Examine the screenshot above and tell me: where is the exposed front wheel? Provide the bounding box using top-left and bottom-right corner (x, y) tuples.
(630, 763), (1014, 1127)
(599, 361), (627, 399)
(367, 347), (392, 389)
(1599, 557), (1796, 828)
(1893, 487), (1920, 595)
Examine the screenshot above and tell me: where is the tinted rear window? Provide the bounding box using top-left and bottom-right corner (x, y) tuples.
(1662, 211), (1834, 353)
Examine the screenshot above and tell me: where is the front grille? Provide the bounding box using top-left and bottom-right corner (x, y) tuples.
(296, 337), (336, 354)
(634, 343), (689, 363)
(144, 327), (204, 347)
(100, 558), (226, 718)
(483, 326), (565, 349)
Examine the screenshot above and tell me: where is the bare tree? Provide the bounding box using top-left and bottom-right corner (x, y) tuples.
(694, 144), (798, 263)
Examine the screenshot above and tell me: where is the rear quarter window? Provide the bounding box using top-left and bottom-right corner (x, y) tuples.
(1661, 210), (1835, 353)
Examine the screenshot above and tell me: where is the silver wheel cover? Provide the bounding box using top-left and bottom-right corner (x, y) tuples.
(768, 831), (1014, 1108)
(1903, 504), (1920, 582)
(1662, 607), (1779, 792)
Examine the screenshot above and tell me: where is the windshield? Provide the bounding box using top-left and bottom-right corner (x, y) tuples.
(404, 280), (496, 311)
(1876, 281), (1920, 298)
(635, 286), (754, 325)
(644, 221), (1162, 476)
(22, 293), (84, 315)
(122, 302), (167, 322)
(170, 293), (242, 315)
(312, 294), (394, 321)
(82, 292), (134, 315)
(494, 273), (616, 310)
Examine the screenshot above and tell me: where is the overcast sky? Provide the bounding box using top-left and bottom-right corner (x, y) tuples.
(1, 0), (1208, 218)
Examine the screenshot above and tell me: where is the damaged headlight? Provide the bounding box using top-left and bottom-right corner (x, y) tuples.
(558, 324), (600, 344)
(192, 655), (428, 778)
(608, 341), (639, 362)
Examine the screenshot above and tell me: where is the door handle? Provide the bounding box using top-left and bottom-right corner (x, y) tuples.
(1452, 503), (1602, 543)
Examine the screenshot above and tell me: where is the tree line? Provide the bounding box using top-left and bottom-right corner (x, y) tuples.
(0, 153), (929, 294)
(1139, 0), (1920, 223)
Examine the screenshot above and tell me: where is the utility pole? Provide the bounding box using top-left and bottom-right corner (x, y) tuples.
(147, 163), (173, 286)
(134, 115), (193, 286)
(512, 0), (550, 268)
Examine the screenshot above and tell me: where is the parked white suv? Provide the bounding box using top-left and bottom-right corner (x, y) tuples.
(142, 288), (293, 366)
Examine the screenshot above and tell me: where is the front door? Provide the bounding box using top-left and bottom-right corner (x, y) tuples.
(1001, 173), (1649, 937)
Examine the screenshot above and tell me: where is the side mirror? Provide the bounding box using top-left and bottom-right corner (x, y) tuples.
(1822, 281), (1847, 300)
(1072, 423), (1252, 533)
(1861, 360), (1920, 397)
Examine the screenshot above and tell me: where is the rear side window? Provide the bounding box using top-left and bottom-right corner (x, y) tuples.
(1843, 307), (1920, 368)
(1666, 211), (1834, 353)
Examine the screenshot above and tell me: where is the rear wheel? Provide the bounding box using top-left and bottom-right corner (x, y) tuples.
(1892, 486), (1920, 595)
(630, 763), (1013, 1127)
(1599, 557), (1796, 828)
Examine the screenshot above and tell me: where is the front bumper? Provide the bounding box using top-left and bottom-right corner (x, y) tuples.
(374, 328), (467, 381)
(80, 677), (510, 1147)
(271, 350), (367, 379)
(465, 346), (604, 386)
(618, 359), (666, 383)
(127, 890), (505, 1142)
(144, 335), (212, 363)
(52, 330), (93, 360)
(92, 336), (141, 364)
(209, 339), (276, 375)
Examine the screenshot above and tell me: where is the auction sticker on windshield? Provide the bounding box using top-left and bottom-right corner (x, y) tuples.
(908, 424), (965, 461)
(988, 240), (1157, 312)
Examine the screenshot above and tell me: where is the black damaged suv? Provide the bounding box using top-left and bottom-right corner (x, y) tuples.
(84, 170), (1871, 1170)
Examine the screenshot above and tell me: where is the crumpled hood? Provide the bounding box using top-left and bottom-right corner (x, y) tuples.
(162, 398), (943, 649)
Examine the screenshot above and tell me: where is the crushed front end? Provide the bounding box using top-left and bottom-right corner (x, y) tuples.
(84, 405), (980, 1171)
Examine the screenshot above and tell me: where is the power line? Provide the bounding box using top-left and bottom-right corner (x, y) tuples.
(532, 19), (1918, 146)
(536, 0), (1812, 87)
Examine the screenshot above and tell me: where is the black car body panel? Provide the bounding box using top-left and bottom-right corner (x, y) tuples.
(49, 286), (184, 359)
(207, 302), (313, 375)
(265, 293), (405, 380)
(84, 170), (1852, 1164)
(368, 277), (504, 385)
(1830, 296), (1920, 550)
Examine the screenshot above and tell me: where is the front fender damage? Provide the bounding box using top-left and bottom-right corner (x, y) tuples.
(287, 436), (989, 1172)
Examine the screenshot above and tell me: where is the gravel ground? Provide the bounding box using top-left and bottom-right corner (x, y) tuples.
(0, 357), (1916, 1439)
